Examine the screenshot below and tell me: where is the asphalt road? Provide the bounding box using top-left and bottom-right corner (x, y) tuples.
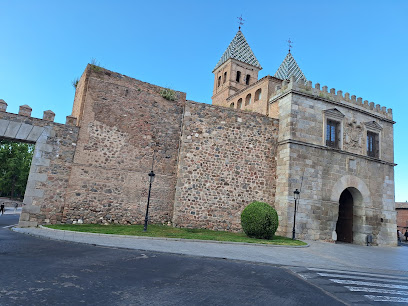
(0, 215), (343, 306)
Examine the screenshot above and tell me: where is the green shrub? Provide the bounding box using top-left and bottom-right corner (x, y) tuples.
(241, 201), (279, 239)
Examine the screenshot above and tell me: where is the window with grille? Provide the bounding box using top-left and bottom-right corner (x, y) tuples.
(326, 120), (339, 148)
(367, 131), (379, 158)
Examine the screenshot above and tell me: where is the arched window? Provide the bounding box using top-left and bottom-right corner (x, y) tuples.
(255, 88), (262, 101)
(218, 76), (221, 87)
(230, 102), (234, 108)
(223, 72), (227, 84)
(237, 98), (242, 109)
(236, 71), (241, 82)
(246, 74), (251, 85)
(245, 94), (251, 106)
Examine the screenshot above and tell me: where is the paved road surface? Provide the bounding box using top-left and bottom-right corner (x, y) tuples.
(0, 215), (344, 306)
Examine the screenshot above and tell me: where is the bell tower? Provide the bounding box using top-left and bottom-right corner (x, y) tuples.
(211, 30), (262, 107)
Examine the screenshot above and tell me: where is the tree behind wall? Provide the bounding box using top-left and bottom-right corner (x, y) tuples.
(0, 139), (34, 199)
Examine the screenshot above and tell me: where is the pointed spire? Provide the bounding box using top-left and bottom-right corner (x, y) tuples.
(274, 52), (306, 82)
(213, 30), (262, 72)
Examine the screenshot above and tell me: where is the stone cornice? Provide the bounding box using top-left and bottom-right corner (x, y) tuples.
(278, 139), (396, 166)
(269, 89), (395, 124)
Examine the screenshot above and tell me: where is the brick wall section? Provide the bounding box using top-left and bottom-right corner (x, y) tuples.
(63, 66), (185, 224)
(396, 202), (408, 231)
(173, 102), (279, 231)
(0, 111), (79, 226)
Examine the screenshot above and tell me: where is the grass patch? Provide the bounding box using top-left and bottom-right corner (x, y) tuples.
(45, 224), (306, 246)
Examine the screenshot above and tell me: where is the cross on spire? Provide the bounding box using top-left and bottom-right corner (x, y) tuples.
(237, 15), (245, 30)
(287, 38), (293, 53)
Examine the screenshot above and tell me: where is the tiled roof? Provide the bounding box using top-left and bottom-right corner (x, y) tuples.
(396, 202), (408, 209)
(213, 30), (262, 71)
(274, 52), (306, 81)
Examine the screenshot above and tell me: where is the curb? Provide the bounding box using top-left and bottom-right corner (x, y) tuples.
(12, 226), (309, 248)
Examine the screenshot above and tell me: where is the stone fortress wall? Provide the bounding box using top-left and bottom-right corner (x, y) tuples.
(50, 65), (279, 230)
(270, 76), (396, 245)
(1, 64), (397, 246)
(173, 101), (279, 231)
(0, 100), (79, 227)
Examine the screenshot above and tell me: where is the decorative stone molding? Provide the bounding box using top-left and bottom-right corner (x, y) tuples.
(364, 121), (383, 132)
(344, 118), (363, 151)
(323, 108), (345, 121)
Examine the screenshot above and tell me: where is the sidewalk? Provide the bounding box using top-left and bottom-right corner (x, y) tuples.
(12, 226), (408, 275)
(1, 207), (22, 215)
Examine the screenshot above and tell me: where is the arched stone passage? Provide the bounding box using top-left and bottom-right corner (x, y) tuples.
(330, 175), (371, 245)
(0, 104), (78, 227)
(336, 187), (363, 243)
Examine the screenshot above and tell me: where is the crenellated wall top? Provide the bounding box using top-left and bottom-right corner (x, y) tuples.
(270, 76), (393, 121)
(0, 99), (77, 126)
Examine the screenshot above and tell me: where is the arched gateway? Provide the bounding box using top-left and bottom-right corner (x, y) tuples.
(330, 175), (370, 245)
(336, 187), (363, 243)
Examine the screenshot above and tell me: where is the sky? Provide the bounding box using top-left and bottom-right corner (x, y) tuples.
(0, 0), (407, 201)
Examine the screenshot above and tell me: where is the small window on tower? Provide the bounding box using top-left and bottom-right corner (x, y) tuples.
(237, 98), (242, 109)
(230, 102), (234, 108)
(236, 71), (241, 82)
(223, 72), (227, 84)
(218, 76), (221, 87)
(367, 131), (379, 158)
(245, 94), (251, 106)
(246, 74), (251, 85)
(255, 88), (262, 101)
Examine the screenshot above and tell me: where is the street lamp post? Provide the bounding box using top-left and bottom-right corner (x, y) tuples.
(292, 188), (300, 240)
(143, 152), (156, 232)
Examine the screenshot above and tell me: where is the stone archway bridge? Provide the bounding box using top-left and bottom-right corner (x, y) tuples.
(0, 99), (79, 227)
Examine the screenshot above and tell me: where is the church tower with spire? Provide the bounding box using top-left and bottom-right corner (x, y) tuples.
(211, 30), (306, 118)
(212, 30), (262, 107)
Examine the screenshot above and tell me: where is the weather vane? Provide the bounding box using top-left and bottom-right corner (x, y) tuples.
(287, 38), (293, 53)
(237, 15), (245, 30)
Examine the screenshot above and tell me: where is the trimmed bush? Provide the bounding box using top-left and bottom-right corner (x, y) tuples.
(241, 201), (279, 240)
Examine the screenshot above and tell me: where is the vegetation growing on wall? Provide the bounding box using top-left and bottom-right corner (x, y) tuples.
(0, 139), (34, 199)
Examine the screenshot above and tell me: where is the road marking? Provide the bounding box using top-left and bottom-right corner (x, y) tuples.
(318, 272), (404, 284)
(330, 279), (408, 290)
(346, 286), (408, 296)
(364, 295), (408, 303)
(308, 267), (408, 281)
(2, 224), (17, 229)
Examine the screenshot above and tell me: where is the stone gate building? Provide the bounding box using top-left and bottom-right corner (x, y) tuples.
(0, 30), (396, 246)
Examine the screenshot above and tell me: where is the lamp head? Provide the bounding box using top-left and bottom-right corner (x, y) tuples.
(294, 189), (300, 200)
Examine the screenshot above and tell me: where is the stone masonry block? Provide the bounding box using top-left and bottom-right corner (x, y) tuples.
(23, 196), (33, 206)
(19, 213), (30, 221)
(0, 119), (9, 136)
(29, 172), (48, 182)
(26, 126), (45, 142)
(3, 121), (21, 138)
(24, 188), (45, 198)
(15, 123), (34, 140)
(31, 157), (50, 167)
(22, 205), (41, 214)
(35, 142), (53, 153)
(18, 220), (38, 228)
